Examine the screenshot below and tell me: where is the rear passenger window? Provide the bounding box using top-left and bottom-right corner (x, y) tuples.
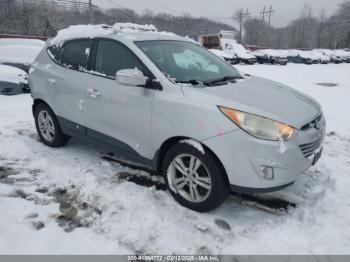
(94, 40), (150, 78)
(60, 40), (91, 70)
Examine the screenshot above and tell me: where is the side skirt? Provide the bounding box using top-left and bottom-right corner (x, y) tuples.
(57, 116), (154, 169)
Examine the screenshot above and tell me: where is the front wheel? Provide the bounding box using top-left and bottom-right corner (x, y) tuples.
(163, 142), (230, 212)
(34, 103), (70, 148)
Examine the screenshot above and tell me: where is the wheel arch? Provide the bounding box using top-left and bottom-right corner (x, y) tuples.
(154, 136), (230, 186)
(32, 99), (52, 115)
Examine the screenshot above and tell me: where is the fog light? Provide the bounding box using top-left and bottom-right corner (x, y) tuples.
(260, 166), (274, 180)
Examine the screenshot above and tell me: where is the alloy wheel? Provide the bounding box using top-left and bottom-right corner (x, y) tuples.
(38, 110), (55, 142)
(168, 154), (212, 203)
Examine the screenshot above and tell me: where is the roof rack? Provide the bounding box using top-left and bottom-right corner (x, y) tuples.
(113, 23), (157, 33)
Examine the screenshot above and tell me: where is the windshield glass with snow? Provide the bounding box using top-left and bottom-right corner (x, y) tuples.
(135, 40), (241, 84)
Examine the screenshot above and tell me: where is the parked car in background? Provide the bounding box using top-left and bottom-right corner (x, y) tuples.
(0, 64), (28, 95)
(209, 49), (238, 64)
(287, 50), (313, 64)
(309, 50), (331, 64)
(199, 31), (256, 64)
(316, 49), (343, 64)
(0, 38), (45, 73)
(252, 49), (288, 65)
(306, 51), (321, 64)
(29, 23), (325, 212)
(333, 50), (350, 63)
(224, 41), (257, 64)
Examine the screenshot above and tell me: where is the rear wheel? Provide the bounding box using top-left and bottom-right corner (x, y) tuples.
(163, 142), (230, 212)
(34, 103), (69, 148)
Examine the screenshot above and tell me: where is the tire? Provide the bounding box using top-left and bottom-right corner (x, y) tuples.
(162, 142), (230, 212)
(34, 103), (70, 148)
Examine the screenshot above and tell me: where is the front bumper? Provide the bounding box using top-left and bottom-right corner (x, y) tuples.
(202, 114), (326, 192)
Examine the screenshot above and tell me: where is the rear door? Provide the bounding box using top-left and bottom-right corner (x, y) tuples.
(49, 39), (92, 125)
(83, 39), (155, 160)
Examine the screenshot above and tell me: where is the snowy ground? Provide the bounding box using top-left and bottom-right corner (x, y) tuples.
(0, 63), (350, 255)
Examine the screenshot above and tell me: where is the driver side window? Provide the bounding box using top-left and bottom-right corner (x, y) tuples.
(94, 40), (151, 78)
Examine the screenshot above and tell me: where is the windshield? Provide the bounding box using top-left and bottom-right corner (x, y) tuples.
(135, 40), (241, 84)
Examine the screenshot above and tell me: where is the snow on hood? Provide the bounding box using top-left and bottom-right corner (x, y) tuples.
(181, 76), (321, 128)
(0, 65), (28, 84)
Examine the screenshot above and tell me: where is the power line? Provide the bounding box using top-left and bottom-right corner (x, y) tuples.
(102, 0), (127, 9)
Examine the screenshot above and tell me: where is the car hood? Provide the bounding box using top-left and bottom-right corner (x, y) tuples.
(181, 76), (321, 128)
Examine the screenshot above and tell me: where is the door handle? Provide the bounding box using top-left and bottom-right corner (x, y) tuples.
(86, 88), (101, 98)
(47, 78), (56, 85)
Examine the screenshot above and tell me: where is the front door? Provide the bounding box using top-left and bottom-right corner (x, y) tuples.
(83, 39), (154, 161)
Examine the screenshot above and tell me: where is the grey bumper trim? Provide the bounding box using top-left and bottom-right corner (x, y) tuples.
(230, 182), (294, 194)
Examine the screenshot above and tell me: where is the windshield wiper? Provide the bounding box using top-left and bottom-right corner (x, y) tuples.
(176, 79), (207, 86)
(206, 76), (243, 85)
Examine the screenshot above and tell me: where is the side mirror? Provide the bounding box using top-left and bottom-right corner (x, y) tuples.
(116, 68), (147, 87)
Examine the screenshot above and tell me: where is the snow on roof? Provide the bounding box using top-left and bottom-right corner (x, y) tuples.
(49, 23), (194, 46)
(252, 49), (287, 58)
(113, 23), (157, 33)
(0, 38), (45, 47)
(49, 24), (112, 46)
(0, 45), (43, 64)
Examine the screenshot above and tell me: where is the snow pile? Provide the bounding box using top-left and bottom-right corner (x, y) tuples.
(0, 65), (27, 84)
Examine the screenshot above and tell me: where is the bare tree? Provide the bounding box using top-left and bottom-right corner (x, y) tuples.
(233, 9), (244, 43)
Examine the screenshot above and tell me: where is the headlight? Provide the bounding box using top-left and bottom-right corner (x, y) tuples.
(218, 106), (294, 141)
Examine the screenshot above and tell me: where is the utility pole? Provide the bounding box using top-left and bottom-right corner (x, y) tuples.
(243, 8), (251, 21)
(267, 5), (275, 26)
(88, 0), (93, 24)
(260, 6), (266, 25)
(241, 8), (250, 44)
(233, 9), (245, 43)
(258, 6), (266, 45)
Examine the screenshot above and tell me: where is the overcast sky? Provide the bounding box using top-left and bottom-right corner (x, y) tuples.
(95, 0), (343, 27)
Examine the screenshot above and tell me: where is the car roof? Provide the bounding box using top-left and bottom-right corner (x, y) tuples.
(49, 23), (195, 47)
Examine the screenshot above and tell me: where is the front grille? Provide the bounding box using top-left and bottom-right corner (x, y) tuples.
(299, 136), (323, 158)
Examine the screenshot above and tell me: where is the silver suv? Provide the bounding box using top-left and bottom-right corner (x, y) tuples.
(29, 24), (325, 212)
